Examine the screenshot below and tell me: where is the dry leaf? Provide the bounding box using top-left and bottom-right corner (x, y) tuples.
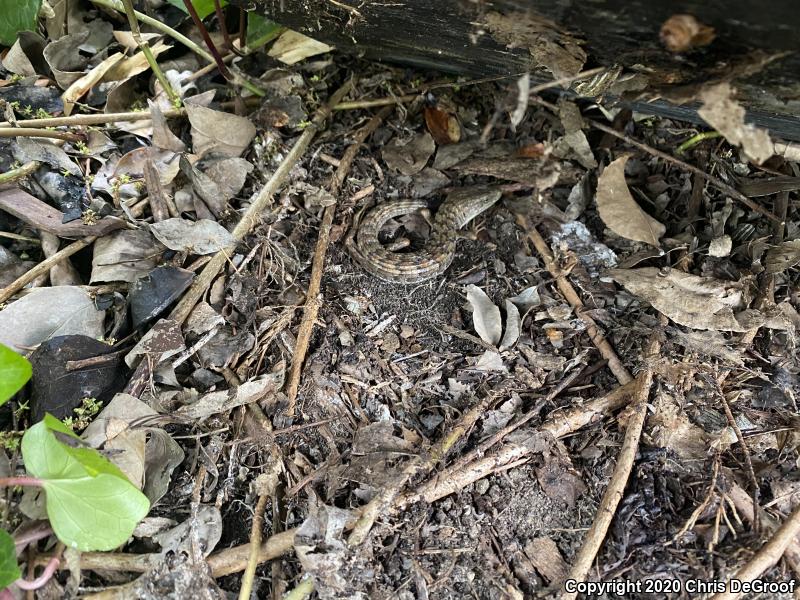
(382, 132), (435, 176)
(609, 267), (762, 331)
(596, 155), (665, 247)
(499, 299), (521, 350)
(185, 94), (257, 158)
(466, 284), (502, 346)
(61, 52), (125, 116)
(765, 239), (800, 274)
(697, 82), (774, 164)
(659, 14), (715, 53)
(267, 30), (332, 65)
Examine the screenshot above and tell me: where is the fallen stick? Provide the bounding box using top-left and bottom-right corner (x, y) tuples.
(709, 503), (800, 600)
(397, 380), (635, 508)
(516, 214), (633, 385)
(560, 320), (663, 600)
(286, 104), (392, 413)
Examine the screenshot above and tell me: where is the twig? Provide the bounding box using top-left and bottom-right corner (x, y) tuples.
(283, 575), (315, 600)
(0, 108), (186, 129)
(0, 128), (84, 142)
(587, 119), (781, 224)
(348, 391), (497, 546)
(333, 95), (416, 111)
(285, 104), (391, 414)
(238, 484), (273, 599)
(516, 214), (633, 385)
(397, 380), (635, 508)
(560, 319), (663, 600)
(0, 237), (96, 304)
(35, 529), (296, 576)
(709, 503), (800, 600)
(0, 161), (39, 185)
(715, 379), (761, 533)
(167, 82), (353, 325)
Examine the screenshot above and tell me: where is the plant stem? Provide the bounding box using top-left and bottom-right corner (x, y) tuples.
(90, 0), (213, 63)
(0, 477), (43, 488)
(676, 130), (722, 154)
(120, 0), (180, 105)
(15, 544), (63, 591)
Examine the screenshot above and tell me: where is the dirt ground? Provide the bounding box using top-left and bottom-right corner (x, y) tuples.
(1, 7), (799, 599)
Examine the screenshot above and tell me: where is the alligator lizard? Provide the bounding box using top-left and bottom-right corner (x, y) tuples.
(346, 186), (502, 283)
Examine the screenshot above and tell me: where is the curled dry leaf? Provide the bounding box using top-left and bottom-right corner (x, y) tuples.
(697, 82), (774, 164)
(466, 284), (502, 346)
(499, 299), (521, 350)
(61, 52), (125, 116)
(659, 14), (715, 53)
(423, 103), (462, 145)
(596, 155), (665, 248)
(609, 267), (764, 331)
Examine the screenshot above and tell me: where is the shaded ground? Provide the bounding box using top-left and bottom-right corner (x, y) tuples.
(0, 4), (799, 599)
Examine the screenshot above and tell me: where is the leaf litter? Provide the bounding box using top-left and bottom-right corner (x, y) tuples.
(0, 4), (797, 599)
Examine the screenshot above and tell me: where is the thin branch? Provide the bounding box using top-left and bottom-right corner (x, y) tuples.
(560, 319), (663, 600)
(516, 214), (633, 385)
(0, 108), (185, 129)
(0, 128), (84, 142)
(0, 237), (96, 304)
(286, 104), (391, 413)
(709, 503), (800, 600)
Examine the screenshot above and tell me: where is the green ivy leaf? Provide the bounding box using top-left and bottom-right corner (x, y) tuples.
(42, 474), (150, 551)
(21, 416), (150, 552)
(247, 13), (283, 50)
(0, 0), (42, 46)
(0, 344), (32, 406)
(166, 0), (226, 21)
(0, 529), (20, 589)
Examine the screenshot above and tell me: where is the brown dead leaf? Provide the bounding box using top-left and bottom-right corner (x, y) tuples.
(609, 267), (764, 331)
(185, 94), (257, 158)
(659, 14), (715, 53)
(382, 132), (435, 176)
(596, 155), (665, 248)
(765, 239), (800, 274)
(61, 52), (125, 116)
(697, 82), (774, 164)
(524, 538), (569, 584)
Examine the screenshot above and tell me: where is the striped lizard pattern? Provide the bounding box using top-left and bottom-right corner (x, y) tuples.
(346, 186), (502, 283)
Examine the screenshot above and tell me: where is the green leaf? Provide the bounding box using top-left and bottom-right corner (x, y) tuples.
(0, 344), (32, 406)
(43, 474), (150, 551)
(247, 13), (283, 50)
(0, 529), (20, 589)
(166, 0), (226, 20)
(40, 415), (129, 480)
(0, 0), (42, 46)
(21, 416), (151, 552)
